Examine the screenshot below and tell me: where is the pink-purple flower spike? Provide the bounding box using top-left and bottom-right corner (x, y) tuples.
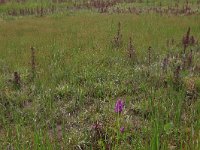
(115, 99), (124, 113)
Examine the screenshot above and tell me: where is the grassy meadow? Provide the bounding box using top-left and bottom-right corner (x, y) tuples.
(0, 0), (200, 150)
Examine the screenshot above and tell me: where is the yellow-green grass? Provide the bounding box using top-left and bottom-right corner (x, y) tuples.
(1, 13), (199, 71)
(0, 12), (200, 149)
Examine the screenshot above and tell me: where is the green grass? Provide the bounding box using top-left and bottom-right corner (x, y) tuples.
(0, 3), (200, 150)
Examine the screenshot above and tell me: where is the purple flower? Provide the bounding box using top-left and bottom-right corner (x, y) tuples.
(120, 127), (125, 133)
(115, 99), (124, 113)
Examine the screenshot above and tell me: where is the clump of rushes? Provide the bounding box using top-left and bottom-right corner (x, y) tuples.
(30, 46), (36, 81)
(13, 71), (21, 89)
(112, 22), (123, 48)
(127, 37), (136, 61)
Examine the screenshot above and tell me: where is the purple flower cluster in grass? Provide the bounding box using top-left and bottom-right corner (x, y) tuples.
(115, 99), (125, 133)
(115, 99), (124, 113)
(120, 127), (125, 133)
